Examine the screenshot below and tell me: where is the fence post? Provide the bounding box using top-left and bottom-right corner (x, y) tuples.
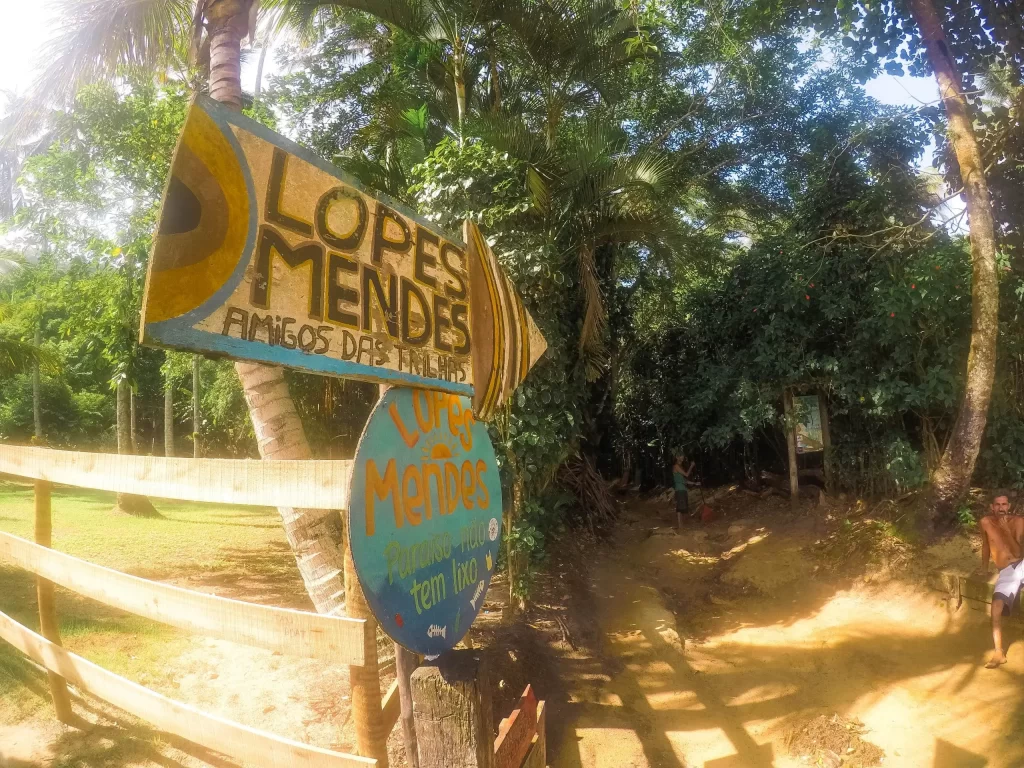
(783, 389), (799, 509)
(395, 643), (420, 768)
(344, 538), (389, 766)
(818, 393), (833, 495)
(411, 650), (494, 768)
(34, 479), (73, 723)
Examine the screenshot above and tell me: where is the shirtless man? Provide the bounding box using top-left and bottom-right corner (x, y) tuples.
(979, 490), (1024, 668)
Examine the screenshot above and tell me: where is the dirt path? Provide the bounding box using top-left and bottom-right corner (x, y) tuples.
(551, 501), (1024, 768)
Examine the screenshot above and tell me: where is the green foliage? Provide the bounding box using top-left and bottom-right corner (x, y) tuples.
(957, 503), (977, 530)
(6, 0), (1024, 601)
(0, 375), (111, 448)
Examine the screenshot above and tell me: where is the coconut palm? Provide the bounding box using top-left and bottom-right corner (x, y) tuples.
(478, 113), (683, 377)
(19, 0), (350, 617)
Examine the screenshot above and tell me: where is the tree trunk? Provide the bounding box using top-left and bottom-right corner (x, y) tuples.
(488, 46), (502, 112)
(130, 387), (137, 454)
(453, 40), (467, 145)
(206, 0), (247, 109)
(455, 71), (467, 145)
(908, 0), (1001, 525)
(783, 389), (799, 510)
(164, 376), (174, 457)
(208, 0), (348, 616)
(192, 355), (201, 459)
(254, 45), (267, 100)
(115, 379), (160, 518)
(236, 362), (348, 613)
(32, 321), (42, 443)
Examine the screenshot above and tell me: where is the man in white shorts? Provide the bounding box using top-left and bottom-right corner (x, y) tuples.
(980, 490), (1024, 668)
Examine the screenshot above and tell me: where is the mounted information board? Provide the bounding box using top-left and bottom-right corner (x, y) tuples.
(347, 387), (502, 655)
(140, 95), (546, 416)
(795, 394), (823, 454)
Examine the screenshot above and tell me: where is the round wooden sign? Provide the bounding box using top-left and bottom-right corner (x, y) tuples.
(347, 387), (502, 655)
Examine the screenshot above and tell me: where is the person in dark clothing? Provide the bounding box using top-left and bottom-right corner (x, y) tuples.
(673, 455), (695, 529)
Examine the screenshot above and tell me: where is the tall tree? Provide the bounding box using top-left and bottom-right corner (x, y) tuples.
(906, 0), (998, 525)
(759, 0), (1022, 523)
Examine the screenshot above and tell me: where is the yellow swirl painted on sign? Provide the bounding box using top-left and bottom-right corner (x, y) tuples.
(143, 106), (250, 323)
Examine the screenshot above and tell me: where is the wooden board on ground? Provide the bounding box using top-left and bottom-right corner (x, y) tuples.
(494, 685), (539, 768)
(140, 95), (545, 414)
(0, 610), (375, 768)
(0, 445), (351, 509)
(928, 569), (1024, 623)
(0, 532), (367, 664)
(520, 700), (547, 768)
(381, 678), (401, 731)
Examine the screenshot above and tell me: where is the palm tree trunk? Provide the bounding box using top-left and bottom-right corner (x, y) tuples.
(488, 46), (502, 112)
(164, 376), (174, 457)
(235, 362), (347, 613)
(453, 42), (466, 145)
(206, 0), (247, 109)
(208, 0), (348, 616)
(455, 72), (467, 145)
(32, 321), (42, 443)
(908, 0), (1001, 525)
(192, 354), (201, 459)
(254, 45), (267, 100)
(115, 379), (159, 517)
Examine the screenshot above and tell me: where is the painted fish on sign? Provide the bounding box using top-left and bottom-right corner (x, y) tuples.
(347, 387), (502, 655)
(140, 94), (546, 417)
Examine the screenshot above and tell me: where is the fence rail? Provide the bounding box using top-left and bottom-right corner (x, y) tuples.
(0, 445), (388, 767)
(0, 611), (374, 768)
(0, 531), (367, 664)
(0, 445), (353, 508)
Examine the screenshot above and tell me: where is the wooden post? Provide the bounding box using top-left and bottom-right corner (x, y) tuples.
(164, 379), (175, 457)
(818, 393), (833, 495)
(411, 651), (494, 768)
(395, 643), (420, 768)
(344, 540), (389, 767)
(192, 355), (201, 459)
(34, 480), (73, 723)
(783, 389), (799, 509)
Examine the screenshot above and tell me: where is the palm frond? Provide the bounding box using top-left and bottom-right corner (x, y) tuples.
(0, 337), (59, 378)
(267, 0), (426, 35)
(30, 0), (194, 110)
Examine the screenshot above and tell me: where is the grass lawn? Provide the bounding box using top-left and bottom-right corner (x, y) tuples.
(0, 480), (304, 724)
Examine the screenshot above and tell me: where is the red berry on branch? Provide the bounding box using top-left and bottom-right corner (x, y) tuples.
(890, 312), (895, 317)
(911, 284), (915, 289)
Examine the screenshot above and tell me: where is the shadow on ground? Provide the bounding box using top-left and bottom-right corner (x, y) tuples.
(486, 498), (1018, 768)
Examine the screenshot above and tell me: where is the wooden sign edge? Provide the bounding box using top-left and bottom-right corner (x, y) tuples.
(141, 324), (474, 398)
(344, 388), (502, 656)
(141, 94), (475, 397)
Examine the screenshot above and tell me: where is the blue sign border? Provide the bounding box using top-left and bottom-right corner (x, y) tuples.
(347, 387), (502, 655)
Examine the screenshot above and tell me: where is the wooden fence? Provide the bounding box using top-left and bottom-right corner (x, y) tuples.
(0, 446), (403, 768)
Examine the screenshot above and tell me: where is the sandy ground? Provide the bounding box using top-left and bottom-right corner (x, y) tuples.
(4, 492), (1023, 768)
(550, 499), (1023, 768)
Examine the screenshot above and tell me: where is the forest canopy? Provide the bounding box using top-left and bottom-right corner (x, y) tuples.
(2, 0), (1022, 595)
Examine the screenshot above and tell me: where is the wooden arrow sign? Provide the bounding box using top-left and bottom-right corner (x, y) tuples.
(140, 95), (545, 418)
